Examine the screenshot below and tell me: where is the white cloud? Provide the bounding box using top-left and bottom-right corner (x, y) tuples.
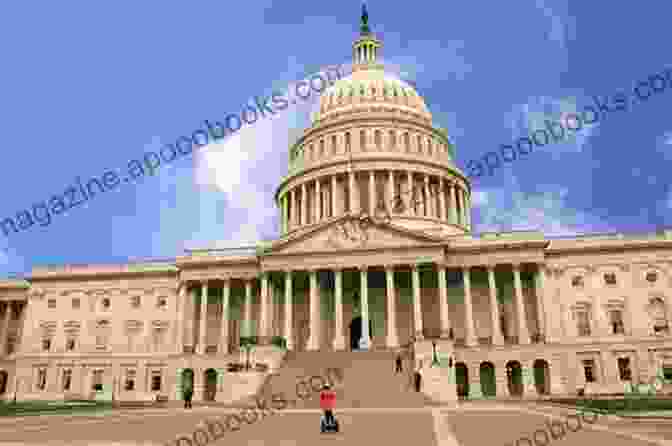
(473, 176), (612, 236)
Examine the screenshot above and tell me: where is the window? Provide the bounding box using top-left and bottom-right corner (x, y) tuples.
(124, 370), (136, 391)
(374, 130), (381, 150)
(646, 271), (658, 283)
(156, 296), (167, 309)
(62, 369), (72, 391)
(320, 139), (325, 157)
(331, 135), (337, 155)
(417, 135), (423, 153)
(610, 310), (625, 334)
(151, 371), (162, 392)
(604, 273), (617, 285)
(66, 338), (76, 351)
(571, 276), (584, 287)
(576, 311), (591, 336)
(360, 130), (366, 151)
(618, 358), (632, 381)
(403, 132), (410, 152)
(389, 131), (396, 149)
(345, 132), (351, 152)
(102, 298), (111, 309)
(428, 139), (433, 156)
(663, 367), (672, 382)
(650, 298), (669, 335)
(47, 299), (56, 309)
(72, 298), (80, 309)
(130, 296), (141, 308)
(95, 336), (107, 350)
(92, 370), (104, 391)
(583, 360), (596, 383)
(42, 338), (51, 351)
(6, 336), (16, 355)
(37, 369), (47, 390)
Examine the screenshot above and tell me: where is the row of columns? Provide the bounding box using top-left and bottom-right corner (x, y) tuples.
(279, 170), (471, 234)
(179, 263), (544, 354)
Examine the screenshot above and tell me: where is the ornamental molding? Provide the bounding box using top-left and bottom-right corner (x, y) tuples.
(326, 218), (371, 249)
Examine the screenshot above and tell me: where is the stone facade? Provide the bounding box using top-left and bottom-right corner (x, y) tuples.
(1, 14), (672, 404)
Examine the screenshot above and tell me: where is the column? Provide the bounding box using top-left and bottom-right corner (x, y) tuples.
(462, 189), (469, 228)
(244, 280), (252, 338)
(423, 174), (430, 217)
(385, 266), (399, 347)
(301, 183), (307, 225)
(438, 178), (446, 221)
(291, 188), (297, 228)
(333, 269), (346, 350)
(406, 171), (413, 216)
(348, 171), (357, 214)
(411, 265), (424, 339)
(315, 179), (321, 222)
(449, 183), (458, 225)
(462, 267), (476, 346)
(513, 265), (530, 344)
(175, 283), (187, 353)
(535, 265), (547, 342)
(369, 171), (376, 215)
(284, 271), (294, 350)
(465, 191), (471, 229)
(306, 270), (320, 351)
(198, 282), (208, 354)
(387, 170), (395, 215)
(260, 273), (269, 344)
(220, 280), (230, 354)
(359, 266), (371, 349)
(487, 267), (504, 345)
(438, 265), (450, 338)
(0, 302), (10, 355)
(331, 175), (337, 218)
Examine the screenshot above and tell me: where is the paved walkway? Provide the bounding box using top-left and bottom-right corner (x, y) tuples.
(0, 403), (670, 446)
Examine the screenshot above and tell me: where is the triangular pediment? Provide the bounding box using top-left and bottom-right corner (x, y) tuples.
(268, 215), (445, 255)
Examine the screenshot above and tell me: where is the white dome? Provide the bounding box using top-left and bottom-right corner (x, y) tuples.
(316, 67), (432, 122)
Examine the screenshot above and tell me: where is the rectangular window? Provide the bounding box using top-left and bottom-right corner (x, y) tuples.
(72, 298), (80, 309)
(156, 297), (167, 309)
(42, 338), (51, 351)
(151, 372), (162, 392)
(131, 296), (141, 308)
(610, 311), (625, 334)
(62, 369), (72, 391)
(124, 370), (136, 391)
(37, 369), (47, 390)
(583, 360), (596, 383)
(66, 338), (76, 351)
(47, 299), (56, 309)
(618, 358), (632, 381)
(92, 370), (104, 391)
(577, 312), (591, 336)
(95, 336), (107, 350)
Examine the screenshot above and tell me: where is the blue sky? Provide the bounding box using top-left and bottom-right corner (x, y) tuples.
(0, 1), (670, 277)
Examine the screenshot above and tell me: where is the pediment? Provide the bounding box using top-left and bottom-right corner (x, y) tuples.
(269, 216), (444, 255)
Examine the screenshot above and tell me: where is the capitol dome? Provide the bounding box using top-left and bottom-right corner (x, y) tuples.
(317, 68), (432, 123)
(275, 5), (472, 239)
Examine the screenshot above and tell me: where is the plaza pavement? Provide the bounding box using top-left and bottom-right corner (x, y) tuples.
(0, 403), (671, 446)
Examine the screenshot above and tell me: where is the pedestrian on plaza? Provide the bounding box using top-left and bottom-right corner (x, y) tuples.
(414, 360), (423, 392)
(183, 387), (193, 409)
(395, 354), (403, 374)
(320, 383), (337, 427)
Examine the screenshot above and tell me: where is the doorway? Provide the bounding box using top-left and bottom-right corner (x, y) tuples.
(480, 362), (496, 397)
(204, 369), (218, 401)
(349, 317), (373, 350)
(181, 368), (194, 400)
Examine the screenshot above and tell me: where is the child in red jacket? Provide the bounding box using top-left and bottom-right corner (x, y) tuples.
(320, 383), (336, 426)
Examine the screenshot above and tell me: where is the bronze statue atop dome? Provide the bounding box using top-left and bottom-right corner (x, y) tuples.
(360, 3), (371, 34)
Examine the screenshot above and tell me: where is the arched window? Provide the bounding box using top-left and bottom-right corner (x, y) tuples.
(345, 132), (351, 152)
(375, 130), (382, 150)
(403, 133), (410, 152)
(320, 139), (325, 157)
(649, 297), (669, 335)
(331, 135), (337, 155)
(360, 130), (367, 151)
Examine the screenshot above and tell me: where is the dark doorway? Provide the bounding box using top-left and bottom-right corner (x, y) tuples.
(455, 362), (469, 398)
(480, 362), (496, 397)
(181, 368), (194, 400)
(349, 317), (373, 350)
(204, 369), (218, 401)
(506, 361), (524, 397)
(533, 359), (550, 395)
(0, 370), (7, 395)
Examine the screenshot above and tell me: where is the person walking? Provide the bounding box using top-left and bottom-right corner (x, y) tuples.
(183, 387), (193, 409)
(320, 383), (337, 429)
(395, 354), (403, 374)
(414, 360), (423, 392)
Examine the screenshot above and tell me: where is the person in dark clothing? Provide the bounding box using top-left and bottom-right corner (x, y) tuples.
(414, 371), (421, 392)
(395, 354), (403, 373)
(183, 387), (193, 409)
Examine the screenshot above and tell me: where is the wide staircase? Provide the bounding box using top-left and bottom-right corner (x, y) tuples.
(253, 349), (434, 409)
